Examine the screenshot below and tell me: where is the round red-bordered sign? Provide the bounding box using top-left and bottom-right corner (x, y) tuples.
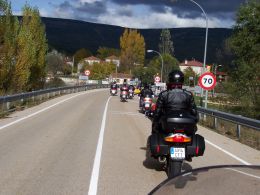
(199, 72), (216, 90)
(154, 76), (160, 82)
(85, 70), (90, 76)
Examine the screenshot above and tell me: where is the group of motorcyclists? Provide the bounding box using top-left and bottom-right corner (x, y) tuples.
(110, 70), (198, 123)
(110, 80), (136, 101)
(109, 70), (204, 178)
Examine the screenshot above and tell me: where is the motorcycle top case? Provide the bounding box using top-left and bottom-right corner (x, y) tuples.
(149, 134), (169, 156)
(160, 111), (197, 135)
(186, 134), (205, 157)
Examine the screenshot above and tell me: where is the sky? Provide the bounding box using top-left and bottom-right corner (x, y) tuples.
(9, 0), (246, 29)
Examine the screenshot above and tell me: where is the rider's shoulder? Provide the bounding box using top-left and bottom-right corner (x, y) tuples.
(159, 90), (168, 97)
(182, 89), (193, 96)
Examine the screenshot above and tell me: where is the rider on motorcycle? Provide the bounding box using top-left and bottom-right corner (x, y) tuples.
(129, 84), (135, 92)
(139, 83), (154, 107)
(152, 70), (198, 135)
(110, 81), (118, 89)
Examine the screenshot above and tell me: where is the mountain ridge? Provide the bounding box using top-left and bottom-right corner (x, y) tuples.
(39, 17), (232, 64)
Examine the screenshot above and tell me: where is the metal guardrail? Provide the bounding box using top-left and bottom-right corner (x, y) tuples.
(197, 107), (260, 139)
(0, 84), (109, 113)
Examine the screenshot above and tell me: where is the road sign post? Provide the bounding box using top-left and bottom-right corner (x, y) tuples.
(199, 72), (216, 108)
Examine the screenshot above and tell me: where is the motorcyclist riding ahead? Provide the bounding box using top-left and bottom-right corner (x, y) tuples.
(110, 81), (118, 95)
(152, 70), (198, 134)
(110, 81), (118, 90)
(139, 83), (154, 108)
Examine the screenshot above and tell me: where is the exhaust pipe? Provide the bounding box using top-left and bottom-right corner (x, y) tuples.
(158, 156), (166, 164)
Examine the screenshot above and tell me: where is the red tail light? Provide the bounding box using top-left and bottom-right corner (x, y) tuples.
(164, 134), (191, 143)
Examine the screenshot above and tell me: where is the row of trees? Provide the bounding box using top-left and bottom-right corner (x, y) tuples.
(0, 0), (47, 95)
(224, 0), (260, 117)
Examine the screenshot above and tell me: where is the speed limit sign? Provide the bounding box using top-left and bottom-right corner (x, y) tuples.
(84, 70), (90, 76)
(199, 72), (216, 90)
(154, 76), (160, 83)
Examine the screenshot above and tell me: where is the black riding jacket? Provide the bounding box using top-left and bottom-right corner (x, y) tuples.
(140, 88), (153, 98)
(110, 84), (117, 89)
(153, 88), (198, 123)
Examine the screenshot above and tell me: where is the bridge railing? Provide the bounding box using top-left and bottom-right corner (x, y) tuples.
(0, 84), (109, 115)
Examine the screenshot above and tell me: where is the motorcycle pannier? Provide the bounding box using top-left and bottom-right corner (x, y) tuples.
(148, 134), (168, 156)
(186, 134), (205, 157)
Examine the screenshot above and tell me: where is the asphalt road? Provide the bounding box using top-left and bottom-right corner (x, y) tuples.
(0, 89), (259, 195)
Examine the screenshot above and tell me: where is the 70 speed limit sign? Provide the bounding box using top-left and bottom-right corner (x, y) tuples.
(199, 72), (216, 90)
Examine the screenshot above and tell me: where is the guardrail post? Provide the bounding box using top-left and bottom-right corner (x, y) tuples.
(214, 117), (218, 130)
(237, 124), (241, 139)
(6, 101), (10, 110)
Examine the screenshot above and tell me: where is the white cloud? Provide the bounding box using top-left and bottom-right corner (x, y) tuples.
(48, 1), (234, 28)
(79, 0), (103, 3)
(39, 8), (51, 17)
(97, 9), (233, 28)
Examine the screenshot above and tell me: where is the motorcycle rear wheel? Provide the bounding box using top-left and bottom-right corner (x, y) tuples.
(167, 159), (182, 178)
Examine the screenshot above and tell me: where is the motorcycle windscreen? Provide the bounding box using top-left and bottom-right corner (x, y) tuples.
(149, 165), (260, 195)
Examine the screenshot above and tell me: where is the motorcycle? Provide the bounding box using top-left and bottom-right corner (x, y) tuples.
(150, 102), (157, 117)
(110, 88), (117, 96)
(142, 95), (153, 116)
(128, 89), (134, 99)
(147, 111), (205, 178)
(120, 90), (128, 102)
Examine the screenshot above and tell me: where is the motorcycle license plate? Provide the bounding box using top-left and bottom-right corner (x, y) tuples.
(122, 95), (126, 98)
(112, 90), (116, 93)
(145, 103), (150, 108)
(170, 147), (185, 159)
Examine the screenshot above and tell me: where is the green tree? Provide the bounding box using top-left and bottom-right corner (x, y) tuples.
(120, 29), (145, 72)
(27, 7), (48, 90)
(229, 0), (260, 116)
(0, 0), (19, 94)
(159, 29), (174, 55)
(148, 54), (179, 82)
(74, 48), (92, 71)
(13, 5), (35, 92)
(89, 62), (115, 80)
(133, 66), (157, 84)
(46, 50), (64, 75)
(97, 47), (120, 60)
(183, 67), (198, 86)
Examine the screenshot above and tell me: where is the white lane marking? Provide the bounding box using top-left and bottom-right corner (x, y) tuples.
(88, 96), (112, 195)
(110, 111), (143, 116)
(205, 140), (251, 165)
(0, 90), (101, 131)
(226, 168), (260, 179)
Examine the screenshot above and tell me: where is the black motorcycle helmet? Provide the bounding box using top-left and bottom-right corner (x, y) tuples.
(143, 83), (149, 89)
(168, 70), (184, 84)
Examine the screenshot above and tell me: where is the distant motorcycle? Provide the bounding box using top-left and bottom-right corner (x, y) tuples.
(129, 89), (134, 99)
(142, 95), (153, 116)
(110, 87), (117, 96)
(120, 90), (128, 102)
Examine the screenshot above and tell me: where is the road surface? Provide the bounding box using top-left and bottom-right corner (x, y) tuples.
(0, 89), (259, 195)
